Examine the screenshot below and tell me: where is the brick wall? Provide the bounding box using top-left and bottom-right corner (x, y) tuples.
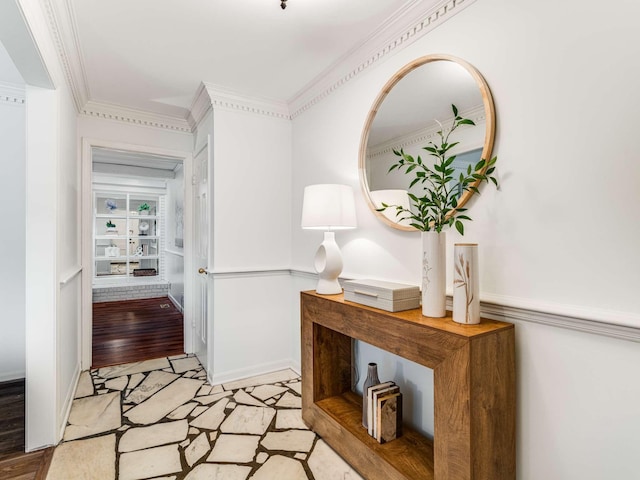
(93, 283), (169, 303)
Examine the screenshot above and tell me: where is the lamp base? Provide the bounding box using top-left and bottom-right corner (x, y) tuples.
(315, 277), (342, 295)
(314, 231), (343, 295)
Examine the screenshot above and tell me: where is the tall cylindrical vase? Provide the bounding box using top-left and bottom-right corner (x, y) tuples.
(422, 231), (446, 317)
(453, 243), (480, 324)
(362, 362), (380, 429)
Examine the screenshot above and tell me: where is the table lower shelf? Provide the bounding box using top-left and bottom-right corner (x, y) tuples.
(311, 391), (434, 480)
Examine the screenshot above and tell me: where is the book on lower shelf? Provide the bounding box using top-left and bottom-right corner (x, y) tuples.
(366, 382), (403, 443)
(367, 382), (394, 436)
(376, 391), (403, 444)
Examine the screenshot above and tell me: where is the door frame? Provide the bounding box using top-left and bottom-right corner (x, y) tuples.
(80, 138), (194, 370)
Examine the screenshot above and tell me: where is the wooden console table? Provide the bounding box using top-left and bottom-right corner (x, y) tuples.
(301, 291), (515, 480)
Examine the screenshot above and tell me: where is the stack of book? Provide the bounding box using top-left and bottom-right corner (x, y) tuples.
(366, 382), (403, 444)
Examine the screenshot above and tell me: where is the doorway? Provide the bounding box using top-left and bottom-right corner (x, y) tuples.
(82, 142), (194, 369)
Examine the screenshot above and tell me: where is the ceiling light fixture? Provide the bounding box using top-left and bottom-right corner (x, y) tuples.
(281, 0), (287, 9)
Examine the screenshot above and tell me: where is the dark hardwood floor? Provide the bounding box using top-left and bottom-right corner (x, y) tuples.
(0, 379), (25, 458)
(0, 449), (54, 480)
(0, 379), (53, 480)
(93, 296), (185, 368)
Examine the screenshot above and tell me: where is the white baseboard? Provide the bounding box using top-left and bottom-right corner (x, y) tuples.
(58, 365), (81, 443)
(209, 359), (298, 386)
(168, 292), (184, 313)
(0, 370), (26, 383)
(290, 361), (301, 376)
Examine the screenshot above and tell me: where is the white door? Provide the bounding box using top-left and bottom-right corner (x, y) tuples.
(192, 137), (211, 369)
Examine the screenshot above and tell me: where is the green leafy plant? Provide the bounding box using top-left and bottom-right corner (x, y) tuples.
(106, 220), (116, 228)
(378, 104), (498, 235)
(138, 203), (150, 212)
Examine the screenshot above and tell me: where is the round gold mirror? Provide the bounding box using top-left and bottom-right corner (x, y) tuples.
(359, 54), (496, 231)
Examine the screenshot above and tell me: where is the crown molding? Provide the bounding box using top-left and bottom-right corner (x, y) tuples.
(0, 82), (26, 106)
(203, 82), (291, 119)
(81, 101), (192, 133)
(188, 82), (291, 131)
(187, 83), (214, 131)
(367, 104), (485, 160)
(288, 0), (476, 118)
(43, 0), (474, 132)
(42, 0), (88, 111)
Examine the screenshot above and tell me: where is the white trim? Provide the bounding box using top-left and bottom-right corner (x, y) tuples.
(165, 249), (185, 258)
(478, 300), (640, 344)
(210, 361), (298, 386)
(42, 0), (85, 111)
(43, 0), (473, 129)
(288, 0), (476, 118)
(81, 101), (191, 133)
(59, 265), (82, 286)
(0, 371), (26, 382)
(203, 83), (290, 119)
(211, 268), (291, 279)
(0, 82), (26, 105)
(168, 292), (184, 314)
(81, 138), (193, 370)
(298, 269), (640, 342)
(290, 268), (319, 281)
(470, 293), (640, 342)
(57, 365), (80, 442)
(187, 82), (213, 131)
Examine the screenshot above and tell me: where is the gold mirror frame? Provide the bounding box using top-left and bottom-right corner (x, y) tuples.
(358, 54), (496, 231)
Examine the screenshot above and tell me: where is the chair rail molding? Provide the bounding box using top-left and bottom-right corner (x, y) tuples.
(59, 265), (82, 286)
(473, 293), (640, 343)
(299, 271), (640, 343)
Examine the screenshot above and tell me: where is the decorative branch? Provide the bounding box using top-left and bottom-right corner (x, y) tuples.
(377, 104), (498, 234)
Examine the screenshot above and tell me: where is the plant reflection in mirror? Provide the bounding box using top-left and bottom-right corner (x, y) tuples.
(377, 104), (498, 234)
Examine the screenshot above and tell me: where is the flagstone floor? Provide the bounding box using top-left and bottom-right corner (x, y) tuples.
(46, 355), (363, 480)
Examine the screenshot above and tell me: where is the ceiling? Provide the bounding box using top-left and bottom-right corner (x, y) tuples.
(53, 0), (447, 121)
(0, 41), (24, 85)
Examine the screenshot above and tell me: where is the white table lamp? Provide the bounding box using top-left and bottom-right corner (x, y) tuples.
(301, 184), (357, 294)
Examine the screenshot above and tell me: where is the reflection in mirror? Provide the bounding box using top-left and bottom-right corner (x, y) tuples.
(359, 55), (495, 231)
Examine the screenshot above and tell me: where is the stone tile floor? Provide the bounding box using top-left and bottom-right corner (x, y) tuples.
(46, 355), (363, 480)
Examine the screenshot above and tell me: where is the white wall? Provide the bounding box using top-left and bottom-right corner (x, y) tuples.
(0, 91), (26, 382)
(211, 108), (292, 271)
(4, 0), (84, 450)
(166, 164), (185, 309)
(291, 0), (640, 478)
(198, 106), (294, 383)
(55, 72), (82, 438)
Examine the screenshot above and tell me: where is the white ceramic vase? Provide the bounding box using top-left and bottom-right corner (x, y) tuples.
(453, 243), (480, 324)
(421, 231), (446, 317)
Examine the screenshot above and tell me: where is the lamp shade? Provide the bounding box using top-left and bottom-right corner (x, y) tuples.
(301, 184), (357, 230)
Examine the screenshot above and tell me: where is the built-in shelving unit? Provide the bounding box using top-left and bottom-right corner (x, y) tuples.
(301, 291), (516, 480)
(93, 193), (162, 281)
